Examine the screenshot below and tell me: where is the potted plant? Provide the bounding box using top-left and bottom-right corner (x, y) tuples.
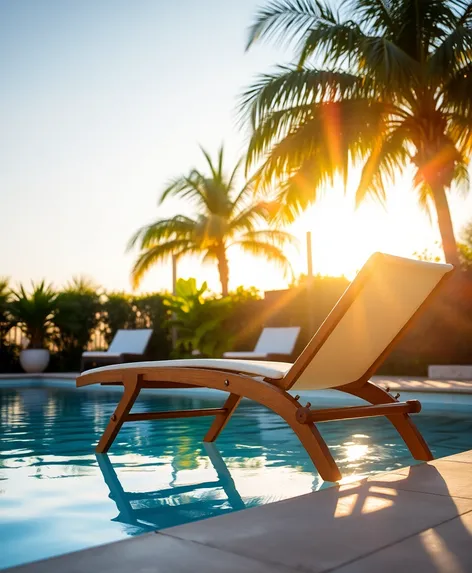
(9, 281), (57, 373)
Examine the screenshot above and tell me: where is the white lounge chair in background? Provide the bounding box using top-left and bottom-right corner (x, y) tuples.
(81, 329), (153, 372)
(223, 326), (301, 361)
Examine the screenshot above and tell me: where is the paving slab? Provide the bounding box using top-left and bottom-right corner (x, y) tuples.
(442, 450), (472, 464)
(7, 531), (296, 573)
(373, 459), (472, 500)
(333, 509), (472, 573)
(165, 478), (472, 573)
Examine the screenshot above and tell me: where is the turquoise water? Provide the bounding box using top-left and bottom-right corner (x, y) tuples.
(1, 382), (472, 570)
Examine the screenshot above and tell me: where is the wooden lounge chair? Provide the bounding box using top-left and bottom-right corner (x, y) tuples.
(77, 253), (454, 482)
(223, 326), (301, 361)
(80, 329), (153, 372)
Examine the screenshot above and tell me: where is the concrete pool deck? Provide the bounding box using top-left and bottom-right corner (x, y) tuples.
(8, 449), (472, 573)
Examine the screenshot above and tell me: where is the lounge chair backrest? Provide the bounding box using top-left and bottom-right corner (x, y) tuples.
(285, 253), (453, 391)
(108, 329), (153, 355)
(254, 327), (301, 355)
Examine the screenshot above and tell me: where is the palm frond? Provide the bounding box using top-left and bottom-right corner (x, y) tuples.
(159, 173), (209, 209)
(297, 19), (366, 67)
(428, 24), (472, 76)
(237, 229), (299, 249)
(246, 0), (325, 51)
(452, 154), (470, 196)
(255, 99), (388, 188)
(199, 145), (224, 183)
(228, 202), (271, 233)
(444, 63), (472, 114)
(447, 110), (472, 156)
(240, 65), (366, 130)
(349, 0), (397, 37)
(391, 0), (458, 60)
(0, 278), (10, 298)
(357, 36), (421, 85)
(247, 104), (314, 169)
(127, 216), (198, 251)
(356, 125), (411, 206)
(230, 176), (258, 210)
(130, 240), (197, 289)
(456, 2), (472, 27)
(415, 180), (434, 221)
(227, 157), (243, 191)
(217, 144), (224, 179)
(234, 240), (294, 278)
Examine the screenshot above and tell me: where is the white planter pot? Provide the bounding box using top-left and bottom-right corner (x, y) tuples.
(19, 349), (50, 373)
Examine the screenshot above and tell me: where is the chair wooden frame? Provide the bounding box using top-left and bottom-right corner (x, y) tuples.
(77, 256), (454, 482)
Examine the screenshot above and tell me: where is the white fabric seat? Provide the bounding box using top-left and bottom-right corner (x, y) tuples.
(81, 351), (123, 358)
(222, 352), (269, 359)
(82, 358), (293, 380)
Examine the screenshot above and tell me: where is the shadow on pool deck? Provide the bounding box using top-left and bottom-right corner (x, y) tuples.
(8, 450), (472, 573)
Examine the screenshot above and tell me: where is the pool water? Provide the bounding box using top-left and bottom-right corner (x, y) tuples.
(1, 382), (472, 570)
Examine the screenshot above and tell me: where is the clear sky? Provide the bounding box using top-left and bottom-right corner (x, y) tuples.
(1, 0), (471, 295)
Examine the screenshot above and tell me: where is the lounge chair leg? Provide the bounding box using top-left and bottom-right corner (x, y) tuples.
(291, 420), (342, 482)
(204, 394), (241, 442)
(96, 374), (141, 454)
(343, 381), (433, 461)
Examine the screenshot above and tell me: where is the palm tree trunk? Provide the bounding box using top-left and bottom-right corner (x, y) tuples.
(431, 183), (460, 267)
(216, 245), (230, 296)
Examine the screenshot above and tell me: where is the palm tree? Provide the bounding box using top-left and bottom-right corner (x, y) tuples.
(242, 0), (472, 266)
(129, 145), (296, 295)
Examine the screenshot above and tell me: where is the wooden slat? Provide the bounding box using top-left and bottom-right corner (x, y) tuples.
(296, 400), (421, 424)
(124, 407), (227, 422)
(100, 381), (198, 389)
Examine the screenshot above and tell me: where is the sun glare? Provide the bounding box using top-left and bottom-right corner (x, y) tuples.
(137, 168), (455, 295)
(288, 173), (440, 280)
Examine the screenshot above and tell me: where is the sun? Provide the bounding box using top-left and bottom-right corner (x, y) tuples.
(141, 175), (444, 295)
(288, 177), (439, 280)
(223, 178), (439, 294)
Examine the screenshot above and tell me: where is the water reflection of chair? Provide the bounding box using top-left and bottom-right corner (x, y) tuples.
(96, 444), (245, 532)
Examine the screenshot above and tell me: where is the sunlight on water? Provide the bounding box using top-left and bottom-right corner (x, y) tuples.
(1, 384), (472, 570)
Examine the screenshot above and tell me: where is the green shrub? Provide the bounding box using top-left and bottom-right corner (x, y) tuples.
(0, 278), (12, 342)
(101, 292), (136, 346)
(166, 280), (262, 358)
(100, 291), (172, 360)
(52, 279), (102, 370)
(133, 293), (172, 360)
(0, 278), (20, 373)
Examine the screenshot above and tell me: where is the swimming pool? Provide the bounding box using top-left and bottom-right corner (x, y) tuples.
(1, 380), (472, 570)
